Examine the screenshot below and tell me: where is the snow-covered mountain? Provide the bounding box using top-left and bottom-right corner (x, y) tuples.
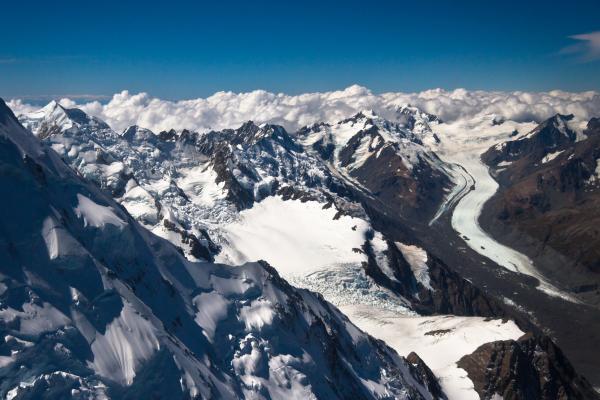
(296, 110), (452, 221)
(17, 102), (500, 318)
(481, 114), (600, 306)
(17, 103), (453, 262)
(11, 100), (600, 399)
(20, 100), (110, 139)
(0, 99), (450, 399)
(483, 113), (580, 165)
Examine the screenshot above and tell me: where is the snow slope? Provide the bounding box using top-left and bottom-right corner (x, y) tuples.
(340, 305), (523, 400)
(216, 196), (371, 277)
(216, 195), (414, 314)
(297, 110), (446, 177)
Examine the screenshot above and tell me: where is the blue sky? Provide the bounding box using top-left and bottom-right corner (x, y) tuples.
(2, 0), (599, 100)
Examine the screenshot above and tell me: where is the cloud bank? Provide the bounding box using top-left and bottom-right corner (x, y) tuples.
(8, 85), (600, 133)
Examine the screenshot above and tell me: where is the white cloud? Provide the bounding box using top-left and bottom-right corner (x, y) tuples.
(561, 31), (600, 62)
(8, 85), (600, 133)
(6, 99), (38, 115)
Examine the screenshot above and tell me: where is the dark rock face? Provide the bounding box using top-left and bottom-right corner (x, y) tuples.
(412, 254), (506, 317)
(481, 116), (600, 294)
(362, 236), (419, 299)
(343, 136), (451, 221)
(338, 125), (389, 168)
(63, 107), (109, 129)
(483, 114), (576, 165)
(211, 147), (256, 209)
(162, 219), (219, 261)
(406, 352), (447, 400)
(458, 333), (600, 400)
(158, 129), (177, 141)
(362, 231), (507, 319)
(587, 117), (600, 133)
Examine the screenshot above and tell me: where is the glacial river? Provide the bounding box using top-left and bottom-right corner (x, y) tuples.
(434, 125), (577, 302)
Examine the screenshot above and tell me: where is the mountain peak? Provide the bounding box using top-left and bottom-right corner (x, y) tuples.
(483, 112), (579, 166)
(122, 124), (155, 140)
(397, 104), (440, 122)
(552, 113), (574, 121)
(360, 109), (378, 118)
(229, 120), (298, 150)
(41, 99), (61, 112)
(585, 117), (600, 134)
(19, 101), (109, 137)
(535, 113), (576, 142)
(340, 110), (379, 126)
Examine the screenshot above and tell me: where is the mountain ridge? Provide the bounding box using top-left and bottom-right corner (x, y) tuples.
(0, 98), (444, 399)
(10, 99), (600, 399)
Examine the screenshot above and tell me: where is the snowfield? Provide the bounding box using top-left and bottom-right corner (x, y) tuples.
(341, 304), (524, 400)
(86, 302), (160, 385)
(74, 194), (126, 229)
(396, 242), (432, 291)
(216, 196), (414, 313)
(216, 196), (371, 276)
